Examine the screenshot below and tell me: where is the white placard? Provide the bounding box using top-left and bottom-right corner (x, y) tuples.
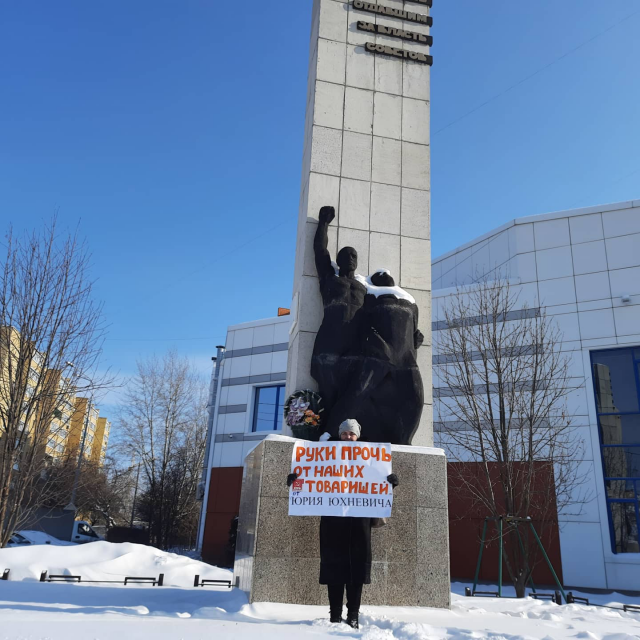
(288, 441), (393, 518)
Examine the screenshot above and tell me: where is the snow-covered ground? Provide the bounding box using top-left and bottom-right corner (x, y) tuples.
(0, 539), (228, 585)
(0, 542), (639, 640)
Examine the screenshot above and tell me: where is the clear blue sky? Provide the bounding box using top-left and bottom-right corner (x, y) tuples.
(1, 1), (639, 410)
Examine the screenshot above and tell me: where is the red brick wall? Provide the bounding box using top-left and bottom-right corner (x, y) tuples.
(201, 467), (244, 567)
(448, 462), (563, 585)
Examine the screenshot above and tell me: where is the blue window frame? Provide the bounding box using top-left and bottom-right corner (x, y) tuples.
(591, 347), (640, 554)
(252, 385), (286, 432)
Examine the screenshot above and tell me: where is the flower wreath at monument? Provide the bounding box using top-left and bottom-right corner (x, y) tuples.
(284, 389), (324, 441)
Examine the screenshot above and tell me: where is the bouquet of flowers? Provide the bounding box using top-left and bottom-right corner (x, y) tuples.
(284, 389), (325, 441)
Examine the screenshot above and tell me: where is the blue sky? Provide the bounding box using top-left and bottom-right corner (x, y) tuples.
(1, 0), (639, 412)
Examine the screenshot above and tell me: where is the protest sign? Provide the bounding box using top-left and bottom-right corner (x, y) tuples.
(288, 441), (393, 518)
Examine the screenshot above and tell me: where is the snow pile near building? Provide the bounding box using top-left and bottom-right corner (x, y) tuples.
(0, 580), (638, 640)
(0, 551), (638, 640)
(0, 540), (231, 587)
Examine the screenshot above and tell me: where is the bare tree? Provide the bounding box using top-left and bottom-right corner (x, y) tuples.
(117, 351), (208, 549)
(45, 454), (135, 528)
(435, 276), (587, 597)
(0, 218), (109, 547)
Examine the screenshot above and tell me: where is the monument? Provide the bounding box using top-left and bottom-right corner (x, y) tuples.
(286, 0), (434, 447)
(234, 0), (450, 608)
(310, 205), (425, 444)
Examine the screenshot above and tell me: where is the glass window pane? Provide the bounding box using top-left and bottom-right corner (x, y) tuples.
(591, 349), (640, 413)
(599, 414), (640, 445)
(603, 446), (640, 479)
(259, 386), (278, 406)
(253, 386), (286, 432)
(275, 387), (285, 430)
(606, 479), (635, 499)
(609, 502), (639, 553)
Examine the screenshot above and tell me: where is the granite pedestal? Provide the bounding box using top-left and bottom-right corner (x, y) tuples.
(234, 435), (450, 608)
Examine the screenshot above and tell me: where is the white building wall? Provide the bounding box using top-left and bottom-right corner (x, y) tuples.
(432, 199), (640, 591)
(198, 315), (292, 548)
(214, 316), (291, 467)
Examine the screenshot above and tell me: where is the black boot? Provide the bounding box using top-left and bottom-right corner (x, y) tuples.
(346, 612), (359, 629)
(329, 610), (343, 623)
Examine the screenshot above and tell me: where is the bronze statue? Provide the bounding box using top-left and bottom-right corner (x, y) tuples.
(311, 207), (424, 445)
(311, 206), (367, 415)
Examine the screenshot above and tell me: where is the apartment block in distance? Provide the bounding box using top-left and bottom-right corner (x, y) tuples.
(42, 369), (75, 461)
(92, 417), (111, 465)
(67, 397), (100, 461)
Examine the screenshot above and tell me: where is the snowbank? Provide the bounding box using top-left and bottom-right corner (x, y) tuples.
(0, 545), (639, 640)
(0, 540), (231, 587)
(0, 580), (638, 640)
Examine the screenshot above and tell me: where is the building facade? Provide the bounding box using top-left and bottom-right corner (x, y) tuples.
(43, 370), (75, 460)
(67, 397), (100, 461)
(0, 325), (111, 474)
(92, 417), (111, 465)
(432, 199), (640, 591)
(199, 199), (639, 591)
(197, 315), (291, 564)
(0, 327), (96, 463)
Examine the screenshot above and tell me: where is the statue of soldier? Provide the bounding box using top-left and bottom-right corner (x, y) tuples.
(325, 269), (424, 445)
(311, 206), (367, 422)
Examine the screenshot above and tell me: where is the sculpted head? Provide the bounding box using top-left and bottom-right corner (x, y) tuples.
(371, 269), (395, 287)
(337, 246), (358, 275)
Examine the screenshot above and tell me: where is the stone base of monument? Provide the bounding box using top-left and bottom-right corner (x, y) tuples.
(234, 435), (450, 608)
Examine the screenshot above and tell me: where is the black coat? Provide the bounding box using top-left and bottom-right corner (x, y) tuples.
(319, 515), (372, 585)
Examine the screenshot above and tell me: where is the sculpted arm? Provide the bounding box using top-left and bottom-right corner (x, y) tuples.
(413, 304), (424, 350)
(314, 206), (336, 279)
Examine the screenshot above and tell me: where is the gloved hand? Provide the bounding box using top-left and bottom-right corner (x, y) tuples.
(387, 473), (399, 488)
(287, 472), (299, 487)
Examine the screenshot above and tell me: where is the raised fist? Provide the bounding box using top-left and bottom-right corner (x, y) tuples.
(319, 206), (336, 225)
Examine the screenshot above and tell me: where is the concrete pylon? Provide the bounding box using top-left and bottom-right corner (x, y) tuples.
(286, 0), (433, 446)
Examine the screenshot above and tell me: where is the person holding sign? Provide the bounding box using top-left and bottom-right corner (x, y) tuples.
(287, 419), (398, 629)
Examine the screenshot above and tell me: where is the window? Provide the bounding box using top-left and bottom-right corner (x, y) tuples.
(10, 532), (30, 545)
(77, 523), (98, 538)
(252, 385), (285, 432)
(591, 348), (640, 554)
